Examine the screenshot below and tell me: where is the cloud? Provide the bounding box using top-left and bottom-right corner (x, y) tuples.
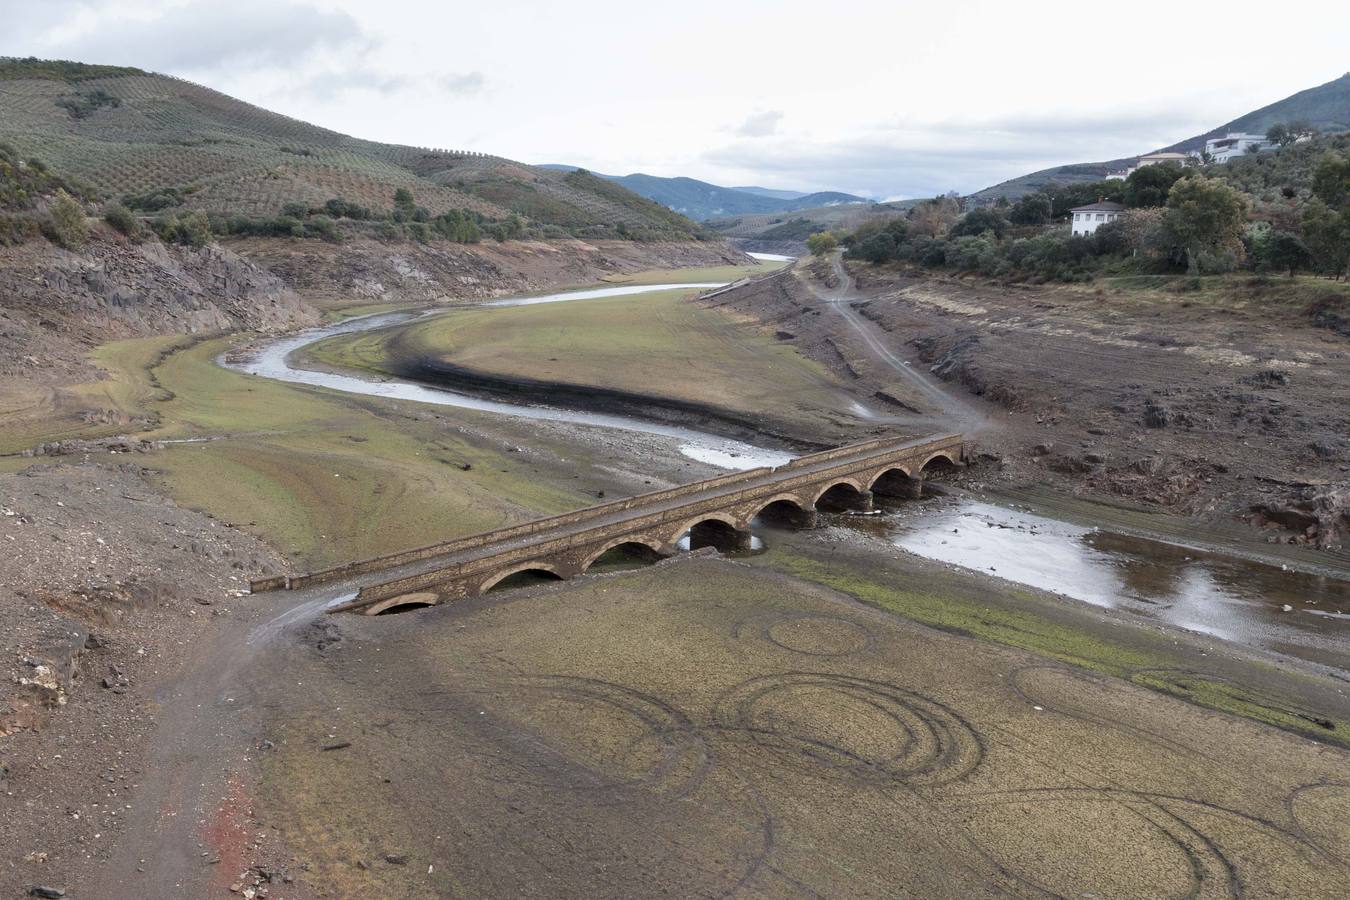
(442, 71), (485, 96)
(42, 0), (369, 75)
(703, 104), (1217, 198)
(734, 110), (783, 138)
(303, 69), (409, 101)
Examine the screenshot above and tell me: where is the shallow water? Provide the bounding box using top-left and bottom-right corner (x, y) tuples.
(224, 284), (795, 471)
(846, 498), (1350, 671)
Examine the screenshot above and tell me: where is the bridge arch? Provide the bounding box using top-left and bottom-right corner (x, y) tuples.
(479, 562), (565, 594)
(811, 478), (866, 507)
(920, 450), (959, 473)
(363, 592), (439, 616)
(866, 465), (912, 489)
(668, 511), (744, 546)
(748, 493), (814, 529)
(580, 537), (666, 572)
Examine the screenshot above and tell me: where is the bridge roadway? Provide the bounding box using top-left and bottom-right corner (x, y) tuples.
(250, 432), (964, 615)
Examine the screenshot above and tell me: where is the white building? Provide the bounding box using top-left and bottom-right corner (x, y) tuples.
(1107, 151), (1193, 180)
(1204, 133), (1272, 164)
(1070, 201), (1126, 237)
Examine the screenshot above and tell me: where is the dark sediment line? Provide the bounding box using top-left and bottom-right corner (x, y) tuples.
(389, 355), (836, 451)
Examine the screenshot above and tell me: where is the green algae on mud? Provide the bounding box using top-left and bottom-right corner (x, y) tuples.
(753, 543), (1350, 747)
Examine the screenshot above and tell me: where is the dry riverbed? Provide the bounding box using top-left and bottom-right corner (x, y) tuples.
(4, 259), (1350, 898)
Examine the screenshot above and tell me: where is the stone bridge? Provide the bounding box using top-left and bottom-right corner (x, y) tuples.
(251, 433), (964, 615)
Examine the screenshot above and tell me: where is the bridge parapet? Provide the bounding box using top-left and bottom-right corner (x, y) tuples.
(316, 433), (964, 614)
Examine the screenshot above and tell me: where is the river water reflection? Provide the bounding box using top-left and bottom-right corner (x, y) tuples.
(842, 498), (1350, 671)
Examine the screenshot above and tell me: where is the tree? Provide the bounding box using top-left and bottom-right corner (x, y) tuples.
(1312, 150), (1350, 207)
(1009, 193), (1051, 225)
(177, 210), (212, 247)
(1162, 175), (1250, 275)
(44, 189), (88, 249)
(949, 207), (1008, 238)
(853, 232), (897, 264)
(908, 196), (959, 238)
(392, 187), (416, 222)
(1123, 163), (1184, 208)
(1255, 230), (1311, 276)
(806, 231), (838, 257)
(1308, 150), (1350, 278)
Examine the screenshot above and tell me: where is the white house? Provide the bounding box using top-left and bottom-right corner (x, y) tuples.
(1204, 133), (1272, 164)
(1106, 151), (1193, 180)
(1070, 201), (1126, 237)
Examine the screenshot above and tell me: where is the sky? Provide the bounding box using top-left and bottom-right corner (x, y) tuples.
(2, 0), (1347, 200)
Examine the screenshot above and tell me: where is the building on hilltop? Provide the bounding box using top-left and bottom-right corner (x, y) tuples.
(1203, 132), (1273, 163)
(1070, 201), (1126, 236)
(1107, 151), (1194, 180)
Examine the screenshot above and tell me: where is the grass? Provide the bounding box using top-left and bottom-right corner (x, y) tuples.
(603, 259), (787, 285)
(0, 334), (188, 455)
(137, 337), (589, 567)
(1093, 272), (1350, 311)
(755, 546), (1350, 747)
(3, 330), (593, 569)
(305, 283), (857, 438)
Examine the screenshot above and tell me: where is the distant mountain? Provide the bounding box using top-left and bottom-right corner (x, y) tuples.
(971, 72), (1350, 202)
(730, 186), (809, 201)
(0, 59), (703, 239)
(537, 166), (867, 220)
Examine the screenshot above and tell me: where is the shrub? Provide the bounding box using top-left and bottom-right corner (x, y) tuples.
(151, 214), (179, 242)
(123, 186), (188, 212)
(0, 212), (39, 246)
(324, 197), (372, 220)
(43, 189), (88, 249)
(54, 88), (121, 120)
(304, 215), (341, 242)
(806, 231), (838, 257)
(177, 210), (212, 247)
(103, 203), (141, 239)
(949, 207), (1008, 239)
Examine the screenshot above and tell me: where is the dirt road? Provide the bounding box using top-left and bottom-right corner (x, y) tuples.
(816, 252), (987, 432)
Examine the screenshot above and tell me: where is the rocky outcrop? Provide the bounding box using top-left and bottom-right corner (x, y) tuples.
(0, 232), (318, 386)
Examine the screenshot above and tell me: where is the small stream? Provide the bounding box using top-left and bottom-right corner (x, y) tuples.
(840, 497), (1350, 671)
(223, 283), (795, 470)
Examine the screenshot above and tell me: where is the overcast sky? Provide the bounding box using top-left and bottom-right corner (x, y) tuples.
(3, 0), (1347, 199)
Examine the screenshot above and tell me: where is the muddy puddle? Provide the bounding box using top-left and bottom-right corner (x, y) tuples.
(839, 497), (1350, 672)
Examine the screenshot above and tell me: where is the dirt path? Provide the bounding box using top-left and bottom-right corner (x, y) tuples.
(814, 252), (988, 433)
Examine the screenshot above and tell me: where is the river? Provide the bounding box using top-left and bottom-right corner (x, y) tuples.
(224, 278), (1350, 672)
(838, 496), (1350, 671)
(223, 283), (794, 470)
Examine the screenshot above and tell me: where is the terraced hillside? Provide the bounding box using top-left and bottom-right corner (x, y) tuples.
(0, 58), (702, 239)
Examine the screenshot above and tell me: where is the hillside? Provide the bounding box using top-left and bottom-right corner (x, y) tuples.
(730, 186), (809, 200)
(708, 199), (923, 243)
(0, 58), (703, 240)
(540, 165), (866, 220)
(1161, 72), (1350, 154)
(970, 72), (1350, 202)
